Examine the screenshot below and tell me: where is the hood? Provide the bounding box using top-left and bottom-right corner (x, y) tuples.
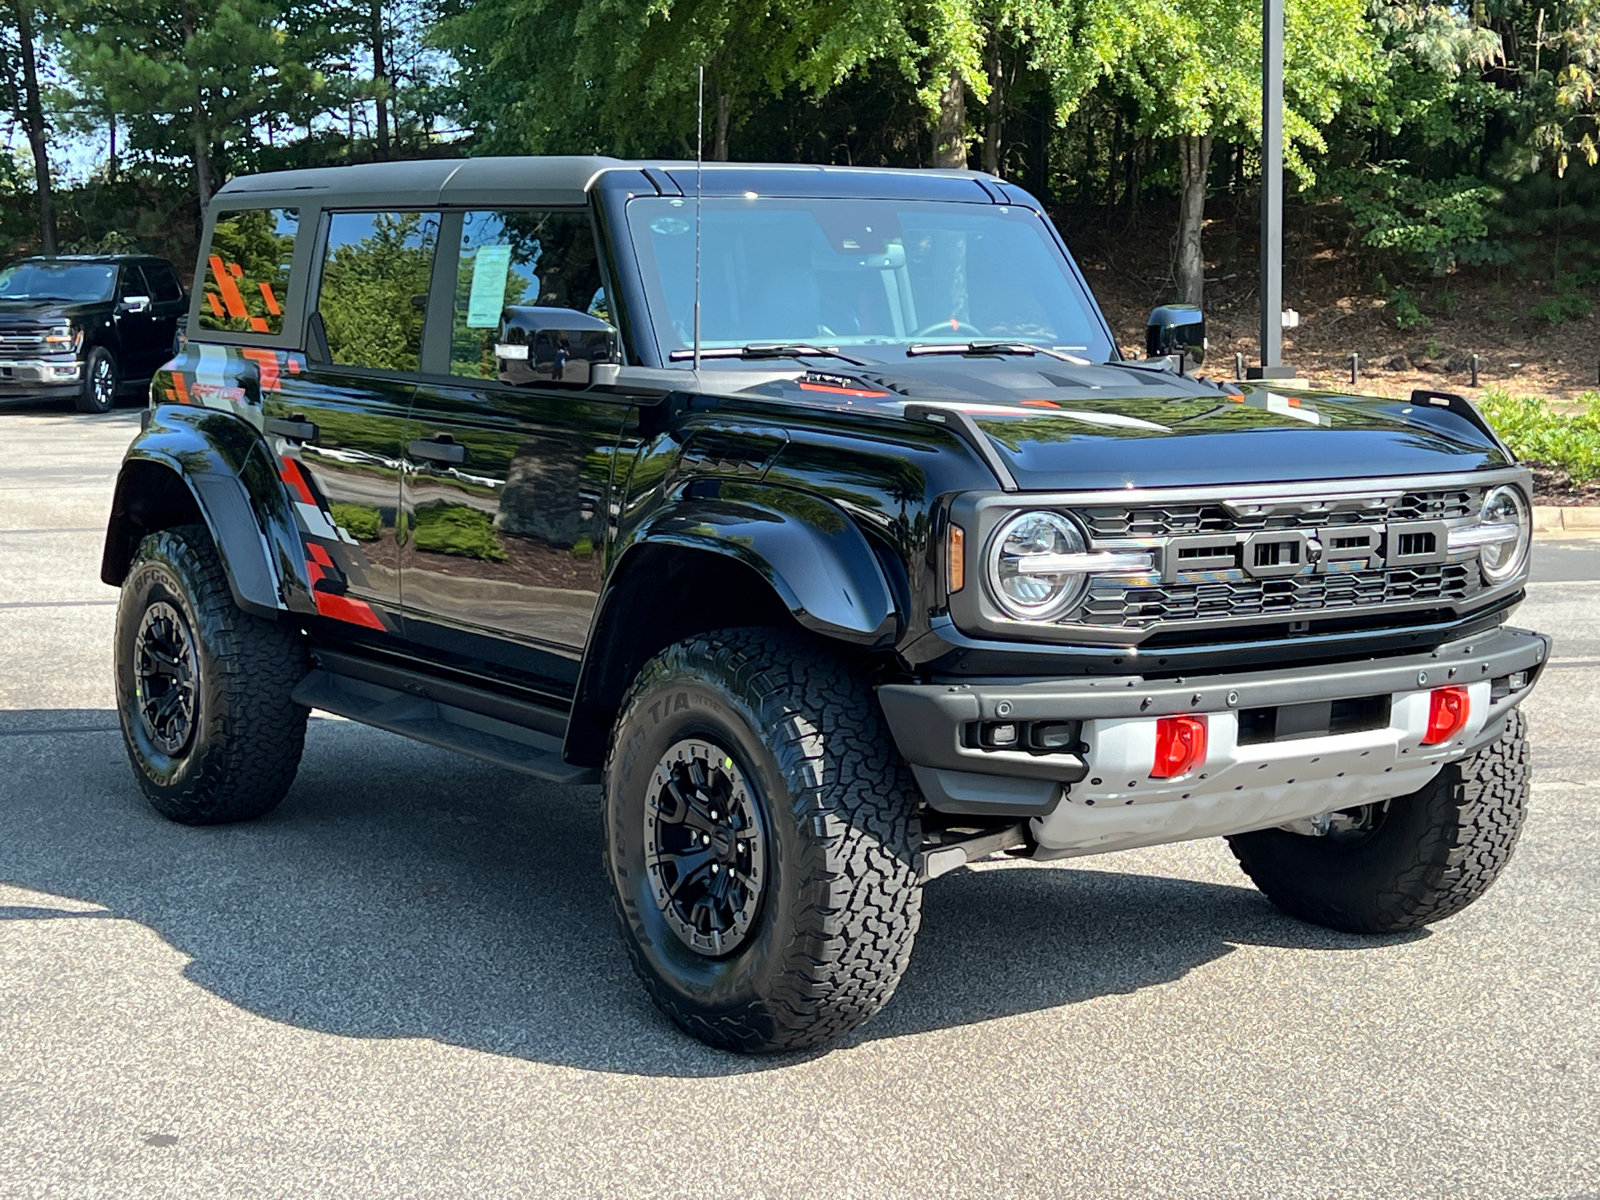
(0, 299), (106, 326)
(734, 357), (1508, 488)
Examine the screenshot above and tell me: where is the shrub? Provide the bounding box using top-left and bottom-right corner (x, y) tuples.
(412, 504), (508, 562)
(1478, 392), (1600, 482)
(330, 503), (383, 541)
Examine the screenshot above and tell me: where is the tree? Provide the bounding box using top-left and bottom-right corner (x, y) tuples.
(1, 0), (59, 253)
(62, 0), (355, 215)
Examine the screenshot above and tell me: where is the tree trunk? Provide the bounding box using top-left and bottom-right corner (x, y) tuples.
(178, 0), (212, 215)
(713, 92), (730, 161)
(1032, 91), (1051, 205)
(982, 30), (1003, 176)
(1175, 133), (1213, 306)
(371, 0), (390, 160)
(11, 0), (56, 254)
(932, 69), (966, 168)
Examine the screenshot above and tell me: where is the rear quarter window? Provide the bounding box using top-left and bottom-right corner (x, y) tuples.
(199, 208), (298, 335)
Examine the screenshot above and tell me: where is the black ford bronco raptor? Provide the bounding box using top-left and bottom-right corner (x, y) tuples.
(102, 158), (1548, 1052)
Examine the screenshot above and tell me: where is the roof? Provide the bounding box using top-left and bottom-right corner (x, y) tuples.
(9, 254), (168, 265)
(211, 156), (1009, 210)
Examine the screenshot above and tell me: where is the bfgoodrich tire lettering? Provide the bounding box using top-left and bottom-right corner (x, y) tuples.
(1226, 711), (1531, 933)
(603, 628), (922, 1053)
(115, 524), (310, 824)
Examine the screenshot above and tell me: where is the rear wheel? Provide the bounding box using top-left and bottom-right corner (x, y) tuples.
(602, 628), (922, 1053)
(75, 347), (116, 414)
(1226, 712), (1531, 933)
(115, 524), (310, 824)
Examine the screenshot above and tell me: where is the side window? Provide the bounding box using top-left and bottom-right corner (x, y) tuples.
(200, 208), (298, 335)
(145, 262), (183, 303)
(117, 264), (149, 300)
(450, 209), (608, 385)
(316, 211), (440, 372)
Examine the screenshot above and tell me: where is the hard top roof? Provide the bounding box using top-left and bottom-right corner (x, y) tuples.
(212, 156), (1008, 210)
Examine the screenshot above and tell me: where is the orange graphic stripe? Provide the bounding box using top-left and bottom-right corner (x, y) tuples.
(209, 256), (250, 320)
(258, 282), (281, 316)
(279, 457), (316, 505)
(171, 373), (191, 404)
(205, 292), (224, 317)
(241, 347), (281, 393)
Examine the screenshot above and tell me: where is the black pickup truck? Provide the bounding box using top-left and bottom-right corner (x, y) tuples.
(0, 254), (186, 413)
(100, 158), (1547, 1053)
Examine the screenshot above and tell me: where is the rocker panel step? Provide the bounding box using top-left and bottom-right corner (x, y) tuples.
(292, 667), (598, 785)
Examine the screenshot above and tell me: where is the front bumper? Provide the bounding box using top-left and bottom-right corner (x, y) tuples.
(878, 625), (1549, 857)
(0, 357), (82, 398)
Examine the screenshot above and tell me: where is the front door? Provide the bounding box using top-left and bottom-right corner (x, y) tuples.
(113, 264), (159, 380)
(401, 206), (630, 696)
(265, 209), (441, 639)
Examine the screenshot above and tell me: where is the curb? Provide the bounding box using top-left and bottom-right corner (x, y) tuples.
(1532, 506), (1600, 539)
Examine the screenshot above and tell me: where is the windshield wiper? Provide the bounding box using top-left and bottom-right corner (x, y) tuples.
(668, 343), (869, 366)
(906, 341), (1090, 364)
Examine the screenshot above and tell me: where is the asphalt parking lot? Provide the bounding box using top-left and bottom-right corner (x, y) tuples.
(2, 403), (1597, 1198)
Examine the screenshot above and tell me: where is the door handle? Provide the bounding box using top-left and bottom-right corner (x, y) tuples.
(409, 435), (467, 465)
(266, 415), (318, 442)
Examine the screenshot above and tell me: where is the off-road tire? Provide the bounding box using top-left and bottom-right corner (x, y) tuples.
(602, 628), (922, 1053)
(1226, 711), (1531, 933)
(115, 523), (309, 824)
(75, 346), (116, 414)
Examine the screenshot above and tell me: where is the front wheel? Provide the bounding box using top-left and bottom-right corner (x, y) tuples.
(75, 346), (116, 414)
(602, 628), (922, 1053)
(1226, 711), (1531, 933)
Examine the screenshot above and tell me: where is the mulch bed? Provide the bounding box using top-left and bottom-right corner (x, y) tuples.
(1529, 465), (1600, 507)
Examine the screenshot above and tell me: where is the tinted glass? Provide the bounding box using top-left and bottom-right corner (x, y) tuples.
(450, 209), (608, 382)
(118, 264), (149, 299)
(625, 197), (1112, 362)
(0, 261), (116, 303)
(317, 211), (439, 372)
(200, 208), (298, 335)
(145, 262), (183, 303)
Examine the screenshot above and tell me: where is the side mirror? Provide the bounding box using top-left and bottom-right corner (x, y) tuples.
(1146, 303), (1205, 369)
(494, 306), (621, 387)
(119, 295), (152, 315)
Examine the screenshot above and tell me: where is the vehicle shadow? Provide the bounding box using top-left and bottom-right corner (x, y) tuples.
(0, 708), (1422, 1079)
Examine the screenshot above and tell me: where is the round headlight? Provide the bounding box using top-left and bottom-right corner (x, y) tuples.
(1477, 485), (1530, 584)
(988, 510), (1088, 620)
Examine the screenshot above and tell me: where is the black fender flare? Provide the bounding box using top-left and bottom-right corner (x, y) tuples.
(562, 483), (900, 766)
(620, 483), (898, 644)
(101, 405), (314, 619)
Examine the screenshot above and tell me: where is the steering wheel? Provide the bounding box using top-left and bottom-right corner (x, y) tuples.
(914, 319), (983, 338)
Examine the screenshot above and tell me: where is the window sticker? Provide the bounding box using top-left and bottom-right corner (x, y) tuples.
(466, 245), (513, 328)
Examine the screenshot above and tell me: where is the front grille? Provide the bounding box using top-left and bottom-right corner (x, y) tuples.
(1080, 563), (1474, 628)
(0, 330), (48, 356)
(1080, 488), (1479, 539)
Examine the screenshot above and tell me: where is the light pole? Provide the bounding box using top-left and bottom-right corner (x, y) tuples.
(1249, 0), (1297, 380)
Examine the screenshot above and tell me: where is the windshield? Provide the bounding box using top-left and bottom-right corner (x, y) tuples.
(0, 261), (117, 303)
(625, 196), (1114, 364)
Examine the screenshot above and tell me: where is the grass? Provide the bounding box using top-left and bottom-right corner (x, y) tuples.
(1478, 391), (1600, 483)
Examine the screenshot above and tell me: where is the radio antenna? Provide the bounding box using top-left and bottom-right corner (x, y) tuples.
(693, 64), (704, 371)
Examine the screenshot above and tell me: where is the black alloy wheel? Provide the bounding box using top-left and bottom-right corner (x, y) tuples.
(116, 523), (310, 824)
(76, 347), (116, 414)
(644, 738), (768, 957)
(603, 627), (923, 1054)
(133, 600), (199, 756)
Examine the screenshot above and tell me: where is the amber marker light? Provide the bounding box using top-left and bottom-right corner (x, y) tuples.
(947, 524), (966, 593)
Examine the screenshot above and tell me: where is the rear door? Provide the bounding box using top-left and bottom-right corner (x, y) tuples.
(141, 259), (186, 366)
(400, 206), (630, 695)
(266, 209), (441, 639)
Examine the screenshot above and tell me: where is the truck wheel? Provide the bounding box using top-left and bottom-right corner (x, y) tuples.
(1226, 712), (1531, 933)
(75, 347), (116, 414)
(115, 523), (309, 825)
(602, 628), (922, 1053)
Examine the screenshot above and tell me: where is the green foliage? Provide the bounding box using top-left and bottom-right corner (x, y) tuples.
(412, 504), (508, 562)
(1480, 392), (1600, 481)
(319, 212), (434, 372)
(1528, 290), (1595, 322)
(330, 502), (383, 541)
(1385, 284), (1430, 329)
(1330, 165), (1500, 273)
